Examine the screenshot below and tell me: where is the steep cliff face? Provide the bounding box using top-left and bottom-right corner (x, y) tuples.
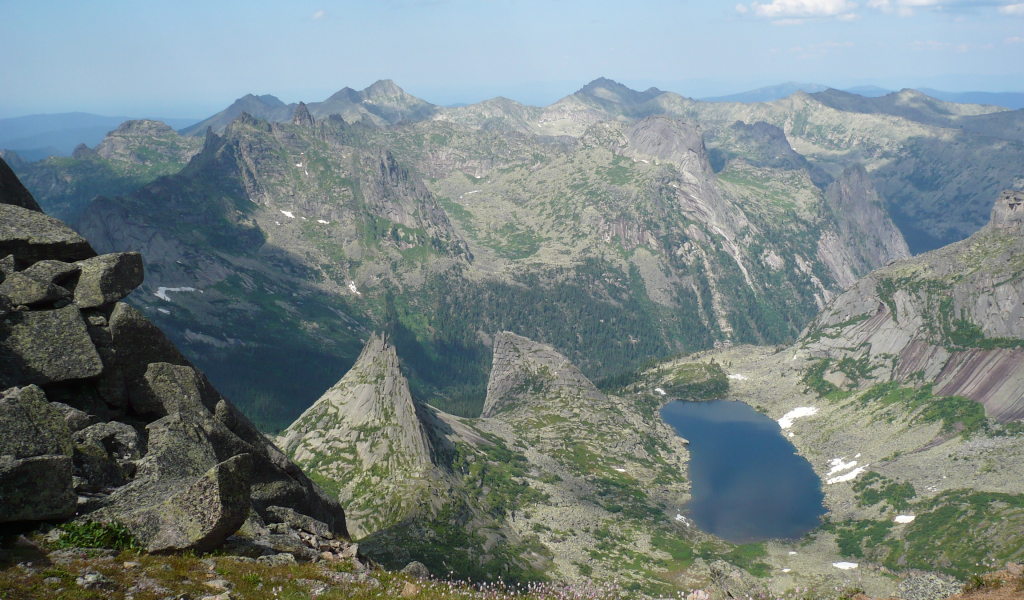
(482, 331), (604, 418)
(817, 165), (911, 288)
(0, 159), (350, 556)
(802, 189), (1024, 421)
(277, 334), (461, 537)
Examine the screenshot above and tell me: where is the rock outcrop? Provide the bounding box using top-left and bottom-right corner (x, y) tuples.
(277, 333), (463, 538)
(482, 331), (605, 418)
(0, 156), (348, 553)
(802, 188), (1024, 422)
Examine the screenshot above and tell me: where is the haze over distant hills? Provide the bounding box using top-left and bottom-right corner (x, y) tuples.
(702, 82), (1024, 110)
(0, 112), (199, 161)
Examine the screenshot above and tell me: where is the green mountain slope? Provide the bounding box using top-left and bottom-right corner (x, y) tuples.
(69, 104), (900, 431)
(9, 120), (201, 221)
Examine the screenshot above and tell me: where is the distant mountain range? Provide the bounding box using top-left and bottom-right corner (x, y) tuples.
(0, 112), (199, 160)
(702, 82), (1024, 109)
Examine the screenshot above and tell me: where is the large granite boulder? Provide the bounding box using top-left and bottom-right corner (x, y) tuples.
(121, 453), (254, 553)
(0, 385), (77, 522)
(0, 204), (96, 265)
(0, 305), (105, 388)
(73, 252), (144, 309)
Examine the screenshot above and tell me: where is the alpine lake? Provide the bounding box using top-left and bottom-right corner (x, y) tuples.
(660, 400), (827, 543)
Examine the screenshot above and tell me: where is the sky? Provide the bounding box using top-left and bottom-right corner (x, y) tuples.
(1, 0), (1022, 118)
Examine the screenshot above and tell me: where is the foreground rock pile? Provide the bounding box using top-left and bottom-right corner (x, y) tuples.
(0, 156), (349, 557)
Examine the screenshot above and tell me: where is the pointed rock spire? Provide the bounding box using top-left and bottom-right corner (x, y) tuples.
(276, 333), (439, 537)
(292, 101), (314, 127)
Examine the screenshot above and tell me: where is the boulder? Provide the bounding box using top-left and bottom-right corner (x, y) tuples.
(0, 455), (77, 522)
(0, 272), (71, 306)
(0, 156), (42, 212)
(50, 401), (96, 432)
(265, 505), (333, 539)
(134, 361), (217, 419)
(20, 260), (81, 286)
(0, 255), (14, 278)
(401, 561), (431, 579)
(73, 252), (145, 309)
(122, 453), (254, 553)
(0, 204), (96, 265)
(139, 412), (220, 482)
(72, 422), (144, 490)
(108, 303), (191, 404)
(0, 385), (73, 458)
(0, 305), (104, 388)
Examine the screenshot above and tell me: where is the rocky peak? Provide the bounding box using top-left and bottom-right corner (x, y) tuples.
(482, 332), (604, 418)
(577, 77), (664, 105)
(71, 143), (98, 159)
(989, 189), (1024, 231)
(107, 119), (175, 137)
(292, 102), (314, 127)
(276, 333), (444, 537)
(0, 150), (27, 170)
(361, 79), (406, 101)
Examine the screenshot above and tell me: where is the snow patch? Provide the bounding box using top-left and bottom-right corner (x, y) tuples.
(348, 282), (360, 295)
(317, 219), (330, 224)
(728, 373), (748, 381)
(827, 458), (858, 476)
(832, 562), (858, 570)
(155, 287), (198, 302)
(827, 466), (868, 485)
(280, 210), (295, 219)
(788, 552), (797, 555)
(654, 387), (666, 396)
(782, 569), (791, 573)
(778, 407), (818, 429)
(614, 468), (627, 473)
(295, 163), (302, 167)
(674, 514), (691, 527)
(157, 308), (170, 315)
(894, 515), (916, 524)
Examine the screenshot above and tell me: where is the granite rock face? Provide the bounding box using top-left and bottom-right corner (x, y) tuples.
(0, 155), (348, 549)
(276, 333), (453, 538)
(803, 188), (1024, 422)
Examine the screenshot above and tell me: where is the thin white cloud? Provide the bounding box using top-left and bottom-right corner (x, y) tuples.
(312, 9), (327, 20)
(1006, 36), (1024, 43)
(999, 3), (1024, 15)
(736, 3), (749, 13)
(749, 0), (857, 18)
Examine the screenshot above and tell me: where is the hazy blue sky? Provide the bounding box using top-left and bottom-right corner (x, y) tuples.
(2, 0), (1022, 118)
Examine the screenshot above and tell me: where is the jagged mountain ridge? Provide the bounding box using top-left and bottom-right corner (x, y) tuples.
(64, 103), (911, 428)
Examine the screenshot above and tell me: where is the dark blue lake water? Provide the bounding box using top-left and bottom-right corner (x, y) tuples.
(660, 400), (826, 543)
